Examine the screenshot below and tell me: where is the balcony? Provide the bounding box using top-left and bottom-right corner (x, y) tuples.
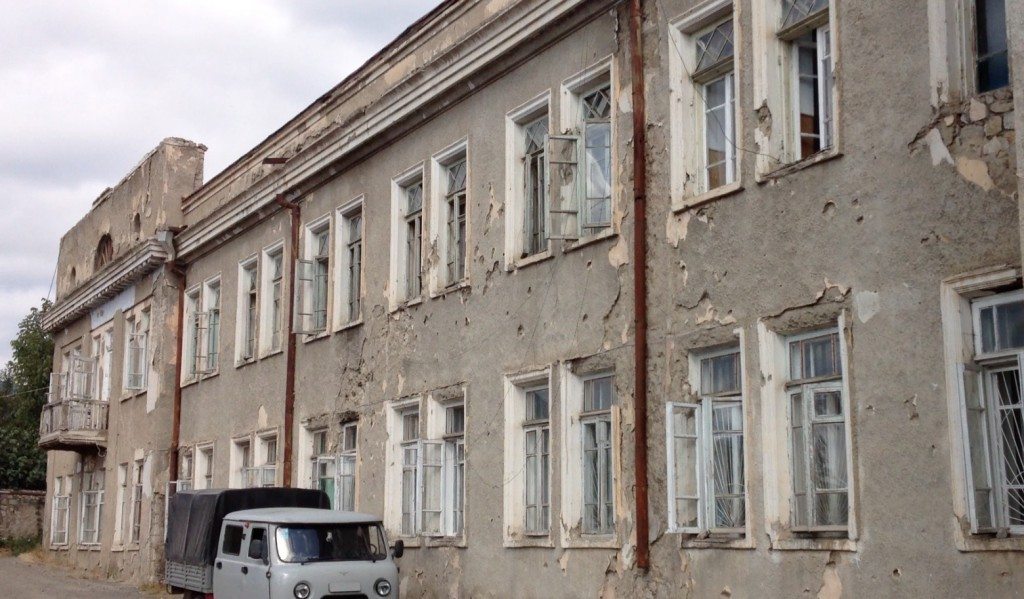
(38, 364), (108, 451)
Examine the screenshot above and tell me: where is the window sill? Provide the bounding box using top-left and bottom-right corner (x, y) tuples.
(119, 389), (146, 403)
(234, 357), (257, 370)
(49, 544), (69, 551)
(673, 533), (755, 550)
(431, 280), (471, 299)
(424, 535), (467, 548)
(301, 331), (330, 345)
(181, 371), (219, 389)
(563, 228), (617, 254)
(672, 181), (743, 213)
(510, 250), (554, 271)
(391, 297), (424, 314)
(77, 544), (102, 551)
(758, 148), (842, 182)
(258, 348), (284, 361)
(770, 537), (857, 552)
(333, 318), (364, 334)
(504, 533), (554, 548)
(956, 534), (1024, 552)
(561, 533), (619, 550)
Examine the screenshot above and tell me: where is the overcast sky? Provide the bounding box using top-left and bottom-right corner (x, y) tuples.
(0, 0), (437, 365)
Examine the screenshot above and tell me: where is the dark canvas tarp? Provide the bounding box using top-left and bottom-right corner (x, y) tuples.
(165, 488), (329, 566)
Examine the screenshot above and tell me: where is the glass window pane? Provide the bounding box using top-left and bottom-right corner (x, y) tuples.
(711, 403), (744, 528)
(813, 390), (843, 417)
(701, 351), (741, 395)
(526, 388), (549, 421)
(980, 306), (996, 353)
(672, 406), (699, 529)
(996, 301), (1024, 351)
(790, 393), (807, 526)
(584, 376), (614, 411)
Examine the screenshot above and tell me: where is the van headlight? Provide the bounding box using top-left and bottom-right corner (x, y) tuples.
(293, 581), (311, 599)
(374, 578), (392, 596)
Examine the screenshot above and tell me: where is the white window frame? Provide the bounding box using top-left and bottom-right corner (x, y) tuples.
(942, 272), (1024, 550)
(750, 0), (840, 178)
(113, 463), (128, 547)
(182, 286), (202, 383)
(559, 362), (620, 548)
(201, 277), (222, 374)
(385, 398), (422, 540)
(789, 23), (834, 160)
(504, 91), (553, 270)
(254, 431), (279, 488)
(389, 166), (425, 310)
(129, 459), (143, 545)
(428, 139), (470, 293)
(503, 368), (554, 547)
(259, 242), (286, 357)
(230, 436), (253, 489)
(758, 314), (856, 551)
(334, 197), (365, 329)
(669, 1), (744, 211)
(297, 215), (332, 337)
(339, 422), (358, 512)
(123, 306), (150, 393)
(667, 337), (752, 546)
(78, 469), (104, 546)
(92, 328), (113, 402)
(196, 443), (215, 490)
(236, 256), (259, 365)
(558, 58), (616, 243)
(50, 475), (71, 547)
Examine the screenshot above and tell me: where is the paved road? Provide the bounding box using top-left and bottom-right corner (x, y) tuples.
(0, 554), (159, 598)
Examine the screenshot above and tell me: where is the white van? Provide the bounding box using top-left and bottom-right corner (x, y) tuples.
(212, 508), (402, 599)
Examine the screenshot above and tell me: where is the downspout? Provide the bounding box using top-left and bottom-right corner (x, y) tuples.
(169, 263), (186, 496)
(276, 193), (301, 488)
(628, 0), (650, 571)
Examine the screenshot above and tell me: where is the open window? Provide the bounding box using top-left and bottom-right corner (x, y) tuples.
(237, 257), (259, 363)
(505, 92), (552, 266)
(335, 198), (364, 327)
(124, 309), (149, 391)
(429, 141), (470, 291)
(296, 218), (331, 336)
(389, 167), (425, 309)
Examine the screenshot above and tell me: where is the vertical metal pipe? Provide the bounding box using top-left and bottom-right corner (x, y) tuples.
(169, 265), (186, 496)
(276, 194), (301, 488)
(628, 0), (651, 571)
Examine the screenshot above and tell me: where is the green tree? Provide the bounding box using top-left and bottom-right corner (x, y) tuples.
(0, 299), (53, 489)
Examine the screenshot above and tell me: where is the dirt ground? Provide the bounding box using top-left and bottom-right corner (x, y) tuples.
(0, 551), (171, 598)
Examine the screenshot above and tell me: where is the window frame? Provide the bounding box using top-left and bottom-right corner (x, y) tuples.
(557, 57), (617, 244)
(334, 197), (365, 329)
(123, 306), (150, 393)
(503, 368), (555, 547)
(504, 91), (553, 270)
(429, 139), (471, 293)
(258, 242), (286, 357)
(389, 165), (426, 310)
(297, 215), (332, 337)
(50, 475), (71, 548)
(78, 469), (105, 546)
(202, 277), (222, 375)
(236, 256), (260, 365)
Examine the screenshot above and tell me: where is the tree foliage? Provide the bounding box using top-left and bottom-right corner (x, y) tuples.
(0, 300), (53, 489)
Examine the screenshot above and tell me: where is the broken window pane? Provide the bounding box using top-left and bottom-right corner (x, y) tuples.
(976, 0), (1009, 92)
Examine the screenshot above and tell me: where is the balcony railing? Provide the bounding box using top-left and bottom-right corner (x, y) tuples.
(38, 399), (108, 450)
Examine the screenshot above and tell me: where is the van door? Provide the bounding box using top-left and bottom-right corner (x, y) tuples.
(213, 522), (246, 599)
(240, 525), (271, 599)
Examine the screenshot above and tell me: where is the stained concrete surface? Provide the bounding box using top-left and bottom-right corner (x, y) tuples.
(0, 554), (165, 598)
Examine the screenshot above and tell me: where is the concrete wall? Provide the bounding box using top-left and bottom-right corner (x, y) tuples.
(0, 490), (44, 540)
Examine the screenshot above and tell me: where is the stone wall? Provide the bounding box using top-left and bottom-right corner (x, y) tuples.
(0, 490), (44, 540)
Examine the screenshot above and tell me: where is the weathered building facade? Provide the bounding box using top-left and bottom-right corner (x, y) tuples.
(38, 0), (1024, 596)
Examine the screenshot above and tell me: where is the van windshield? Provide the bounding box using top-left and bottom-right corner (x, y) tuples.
(275, 523), (387, 563)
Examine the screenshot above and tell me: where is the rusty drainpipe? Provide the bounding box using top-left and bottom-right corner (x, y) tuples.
(628, 0), (650, 571)
(169, 263), (186, 496)
(276, 193), (301, 487)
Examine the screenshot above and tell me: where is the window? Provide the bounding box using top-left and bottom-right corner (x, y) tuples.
(524, 386), (550, 533)
(247, 527), (268, 560)
(554, 62), (614, 240)
(238, 259), (259, 362)
(694, 20), (737, 191)
(179, 449), (194, 492)
(92, 329), (113, 402)
(390, 168), (425, 309)
(974, 0), (1009, 92)
(505, 93), (552, 267)
(252, 435), (277, 488)
(667, 347), (745, 535)
(443, 405), (465, 536)
(94, 234), (113, 270)
(581, 375), (614, 534)
(260, 245), (285, 354)
(335, 201), (364, 326)
(79, 469), (104, 545)
(400, 408), (420, 536)
(232, 439), (252, 489)
(339, 423), (358, 511)
(222, 524), (244, 555)
(310, 428), (335, 505)
(184, 288), (201, 380)
(50, 476), (70, 546)
(961, 291), (1024, 534)
(792, 25), (833, 158)
(203, 280), (221, 372)
(296, 220), (331, 335)
(429, 142), (469, 290)
(197, 445), (214, 490)
(114, 464), (128, 546)
(130, 460), (143, 543)
(124, 309), (149, 391)
(405, 183), (424, 299)
(786, 329), (848, 530)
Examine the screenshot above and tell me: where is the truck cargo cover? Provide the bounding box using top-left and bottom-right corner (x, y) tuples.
(165, 488), (329, 566)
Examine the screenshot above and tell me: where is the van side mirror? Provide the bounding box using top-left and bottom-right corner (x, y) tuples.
(391, 539), (404, 559)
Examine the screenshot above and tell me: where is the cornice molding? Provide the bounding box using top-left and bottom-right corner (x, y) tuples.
(176, 0), (595, 261)
(42, 239), (170, 332)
